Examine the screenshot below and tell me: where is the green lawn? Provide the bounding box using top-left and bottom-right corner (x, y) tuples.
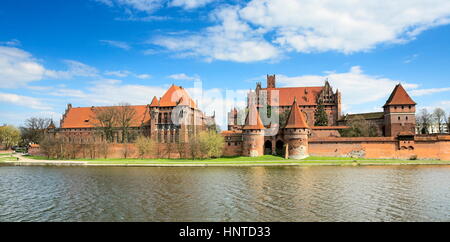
(24, 154), (450, 166)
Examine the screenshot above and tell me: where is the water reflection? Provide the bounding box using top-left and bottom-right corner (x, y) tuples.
(0, 166), (449, 221)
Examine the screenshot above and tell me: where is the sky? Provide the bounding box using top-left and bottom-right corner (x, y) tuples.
(1, 0), (450, 128)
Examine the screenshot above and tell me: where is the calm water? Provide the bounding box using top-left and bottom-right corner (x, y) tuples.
(0, 166), (449, 222)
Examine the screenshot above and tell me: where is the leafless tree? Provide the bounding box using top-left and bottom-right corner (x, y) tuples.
(417, 109), (432, 134)
(20, 117), (52, 144)
(92, 106), (117, 142)
(433, 108), (446, 133)
(116, 102), (136, 143)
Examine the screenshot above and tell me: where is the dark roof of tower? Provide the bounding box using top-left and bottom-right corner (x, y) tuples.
(284, 97), (309, 129)
(242, 104), (265, 130)
(384, 84), (416, 106)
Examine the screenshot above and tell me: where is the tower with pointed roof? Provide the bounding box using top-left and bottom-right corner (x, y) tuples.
(242, 103), (265, 157)
(283, 98), (311, 159)
(383, 84), (417, 137)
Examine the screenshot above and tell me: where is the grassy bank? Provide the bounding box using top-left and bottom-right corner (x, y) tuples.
(23, 155), (450, 166)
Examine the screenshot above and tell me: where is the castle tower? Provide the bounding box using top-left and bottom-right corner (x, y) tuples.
(242, 103), (265, 157)
(284, 97), (310, 159)
(149, 96), (160, 140)
(267, 74), (276, 88)
(383, 84), (416, 137)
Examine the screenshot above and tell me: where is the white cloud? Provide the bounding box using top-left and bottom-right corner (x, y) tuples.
(240, 0), (450, 53)
(49, 78), (167, 106)
(170, 0), (214, 9)
(0, 39), (21, 46)
(276, 66), (418, 113)
(45, 60), (99, 79)
(0, 46), (47, 88)
(410, 87), (450, 96)
(153, 0), (450, 62)
(105, 70), (152, 79)
(104, 70), (132, 77)
(136, 74), (151, 79)
(152, 6), (280, 62)
(97, 0), (164, 13)
(0, 92), (51, 110)
(99, 40), (131, 50)
(168, 73), (199, 81)
(0, 46), (99, 88)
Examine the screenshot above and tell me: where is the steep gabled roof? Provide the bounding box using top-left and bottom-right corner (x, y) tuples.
(150, 96), (159, 107)
(159, 84), (197, 108)
(61, 105), (150, 128)
(242, 104), (265, 130)
(284, 97), (309, 129)
(384, 84), (416, 106)
(262, 86), (324, 106)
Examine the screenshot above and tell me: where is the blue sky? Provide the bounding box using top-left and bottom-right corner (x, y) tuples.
(1, 0), (450, 128)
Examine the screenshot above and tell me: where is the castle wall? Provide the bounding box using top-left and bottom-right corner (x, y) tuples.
(309, 135), (450, 160)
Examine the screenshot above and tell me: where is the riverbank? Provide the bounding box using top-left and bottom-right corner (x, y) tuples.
(1, 154), (449, 167)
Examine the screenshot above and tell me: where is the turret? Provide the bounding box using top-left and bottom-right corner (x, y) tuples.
(242, 103), (265, 157)
(284, 97), (310, 159)
(383, 84), (416, 137)
(267, 74), (276, 88)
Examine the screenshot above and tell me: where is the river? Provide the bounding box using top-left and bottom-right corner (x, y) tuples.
(0, 165), (449, 221)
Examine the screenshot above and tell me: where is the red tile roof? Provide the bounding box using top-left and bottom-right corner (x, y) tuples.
(61, 105), (150, 128)
(243, 104), (265, 130)
(150, 96), (159, 107)
(159, 84), (197, 108)
(262, 86), (324, 106)
(384, 84), (416, 106)
(285, 98), (309, 129)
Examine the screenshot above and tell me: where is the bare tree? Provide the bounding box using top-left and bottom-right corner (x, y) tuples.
(417, 109), (432, 134)
(433, 108), (446, 133)
(20, 117), (52, 144)
(93, 107), (117, 142)
(116, 103), (136, 143)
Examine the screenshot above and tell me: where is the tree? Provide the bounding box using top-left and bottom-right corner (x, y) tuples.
(0, 125), (21, 149)
(116, 103), (136, 143)
(198, 130), (225, 159)
(340, 116), (378, 137)
(20, 117), (52, 144)
(314, 104), (328, 126)
(135, 135), (155, 159)
(93, 106), (117, 142)
(447, 115), (450, 133)
(416, 109), (432, 134)
(433, 108), (446, 133)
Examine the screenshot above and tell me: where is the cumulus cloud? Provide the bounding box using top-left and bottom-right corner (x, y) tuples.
(0, 92), (52, 110)
(153, 0), (450, 62)
(0, 46), (99, 88)
(0, 46), (48, 88)
(152, 6), (280, 62)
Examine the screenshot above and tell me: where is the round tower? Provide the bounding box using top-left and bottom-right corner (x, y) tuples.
(283, 98), (311, 159)
(242, 104), (265, 157)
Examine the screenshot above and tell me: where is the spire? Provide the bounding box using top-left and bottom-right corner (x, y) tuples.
(384, 83), (416, 107)
(150, 96), (159, 107)
(243, 104), (265, 130)
(284, 97), (309, 129)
